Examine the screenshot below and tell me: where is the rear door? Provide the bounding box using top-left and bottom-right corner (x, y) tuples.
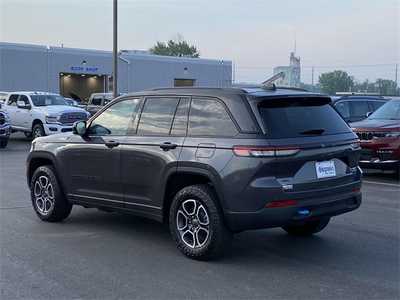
(121, 96), (188, 212)
(179, 97), (239, 175)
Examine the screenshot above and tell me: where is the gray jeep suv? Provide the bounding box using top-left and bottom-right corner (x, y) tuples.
(27, 86), (362, 260)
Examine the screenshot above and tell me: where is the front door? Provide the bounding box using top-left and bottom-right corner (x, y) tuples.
(5, 94), (20, 129)
(121, 97), (189, 212)
(14, 95), (32, 129)
(62, 98), (141, 208)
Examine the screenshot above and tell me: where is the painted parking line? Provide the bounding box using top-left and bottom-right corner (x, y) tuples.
(363, 180), (400, 188)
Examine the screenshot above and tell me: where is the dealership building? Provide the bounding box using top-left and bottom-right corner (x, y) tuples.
(0, 42), (232, 101)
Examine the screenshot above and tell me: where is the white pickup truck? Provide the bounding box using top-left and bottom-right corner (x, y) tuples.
(3, 91), (89, 139)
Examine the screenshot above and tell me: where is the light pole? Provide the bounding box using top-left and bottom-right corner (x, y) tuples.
(112, 0), (118, 98)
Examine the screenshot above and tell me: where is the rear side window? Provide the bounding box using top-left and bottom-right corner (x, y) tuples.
(350, 101), (369, 117)
(137, 97), (180, 135)
(188, 98), (238, 137)
(370, 101), (385, 110)
(92, 97), (103, 106)
(335, 101), (350, 119)
(257, 98), (351, 138)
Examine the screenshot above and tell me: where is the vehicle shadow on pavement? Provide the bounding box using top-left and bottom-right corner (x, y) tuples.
(64, 207), (356, 265)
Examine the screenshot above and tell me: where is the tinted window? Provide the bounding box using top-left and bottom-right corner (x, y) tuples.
(368, 100), (400, 120)
(258, 98), (351, 138)
(31, 95), (66, 106)
(8, 94), (19, 106)
(92, 97), (103, 106)
(137, 97), (179, 135)
(19, 95), (30, 105)
(370, 101), (385, 110)
(350, 101), (370, 116)
(88, 98), (140, 136)
(189, 98), (238, 137)
(335, 101), (350, 119)
(171, 98), (190, 136)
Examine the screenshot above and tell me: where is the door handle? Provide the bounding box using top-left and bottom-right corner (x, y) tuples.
(160, 142), (177, 151)
(105, 140), (120, 149)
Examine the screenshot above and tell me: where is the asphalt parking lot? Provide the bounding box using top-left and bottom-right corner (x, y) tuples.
(1, 134), (399, 300)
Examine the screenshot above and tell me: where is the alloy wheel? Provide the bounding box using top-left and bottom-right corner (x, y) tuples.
(176, 199), (210, 249)
(33, 175), (55, 215)
(33, 127), (43, 139)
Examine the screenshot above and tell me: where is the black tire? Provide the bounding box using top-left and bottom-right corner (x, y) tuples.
(0, 139), (8, 148)
(282, 217), (330, 236)
(32, 123), (45, 139)
(169, 184), (232, 260)
(30, 165), (72, 222)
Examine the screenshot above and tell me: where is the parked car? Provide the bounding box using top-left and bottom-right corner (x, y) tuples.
(332, 96), (387, 123)
(85, 92), (115, 116)
(3, 92), (89, 139)
(27, 87), (362, 260)
(0, 102), (11, 148)
(351, 99), (400, 176)
(0, 91), (8, 105)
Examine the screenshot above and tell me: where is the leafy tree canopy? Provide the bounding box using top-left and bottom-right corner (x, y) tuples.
(150, 35), (200, 58)
(319, 70), (354, 95)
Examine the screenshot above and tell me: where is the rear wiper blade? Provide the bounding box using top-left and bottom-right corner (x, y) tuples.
(300, 129), (325, 135)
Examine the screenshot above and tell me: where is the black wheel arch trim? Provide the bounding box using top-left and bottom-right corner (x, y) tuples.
(26, 151), (66, 193)
(162, 164), (225, 212)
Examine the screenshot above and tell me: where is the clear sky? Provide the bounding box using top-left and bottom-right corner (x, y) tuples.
(1, 0), (399, 83)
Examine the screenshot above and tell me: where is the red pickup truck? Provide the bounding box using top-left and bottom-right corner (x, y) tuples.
(350, 99), (400, 177)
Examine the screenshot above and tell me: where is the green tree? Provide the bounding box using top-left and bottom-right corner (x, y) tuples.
(150, 37), (200, 58)
(375, 79), (398, 96)
(318, 70), (354, 95)
(354, 79), (376, 93)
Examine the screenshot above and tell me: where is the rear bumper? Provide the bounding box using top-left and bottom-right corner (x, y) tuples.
(359, 159), (399, 171)
(224, 188), (361, 232)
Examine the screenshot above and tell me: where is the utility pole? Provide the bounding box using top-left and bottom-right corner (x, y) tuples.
(112, 0), (118, 98)
(311, 66), (315, 92)
(395, 63), (398, 86)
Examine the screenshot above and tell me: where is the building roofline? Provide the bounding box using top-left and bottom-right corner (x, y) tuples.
(0, 41), (232, 65)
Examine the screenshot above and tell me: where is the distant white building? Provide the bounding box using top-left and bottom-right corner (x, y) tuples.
(273, 52), (301, 87)
(0, 42), (232, 101)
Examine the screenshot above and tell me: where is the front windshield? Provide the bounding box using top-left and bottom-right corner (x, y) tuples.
(368, 100), (400, 120)
(31, 95), (67, 106)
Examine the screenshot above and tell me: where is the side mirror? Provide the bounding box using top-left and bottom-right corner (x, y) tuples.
(17, 100), (31, 109)
(366, 111), (372, 118)
(73, 120), (87, 136)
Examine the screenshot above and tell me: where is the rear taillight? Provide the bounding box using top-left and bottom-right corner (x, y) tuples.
(233, 146), (300, 157)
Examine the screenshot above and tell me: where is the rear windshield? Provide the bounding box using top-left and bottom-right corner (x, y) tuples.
(257, 97), (351, 138)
